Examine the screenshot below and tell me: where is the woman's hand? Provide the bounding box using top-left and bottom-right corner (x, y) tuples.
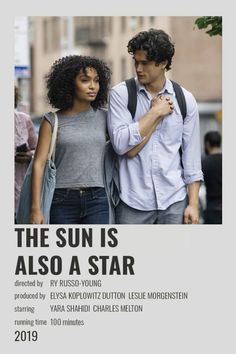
(150, 95), (174, 118)
(30, 208), (44, 224)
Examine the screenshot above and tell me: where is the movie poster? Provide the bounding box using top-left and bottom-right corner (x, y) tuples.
(1, 2), (235, 353)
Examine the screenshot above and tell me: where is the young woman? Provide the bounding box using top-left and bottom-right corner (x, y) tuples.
(30, 55), (111, 224)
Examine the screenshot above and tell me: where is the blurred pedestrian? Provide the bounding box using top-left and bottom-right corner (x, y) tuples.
(107, 28), (203, 224)
(202, 131), (222, 224)
(15, 85), (38, 215)
(30, 55), (111, 224)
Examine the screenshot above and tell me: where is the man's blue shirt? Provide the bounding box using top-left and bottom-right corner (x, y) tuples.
(107, 78), (203, 210)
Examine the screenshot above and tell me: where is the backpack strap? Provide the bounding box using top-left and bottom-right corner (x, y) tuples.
(125, 78), (137, 119)
(170, 80), (187, 165)
(170, 80), (187, 121)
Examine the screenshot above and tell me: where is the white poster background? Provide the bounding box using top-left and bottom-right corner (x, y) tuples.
(1, 2), (235, 353)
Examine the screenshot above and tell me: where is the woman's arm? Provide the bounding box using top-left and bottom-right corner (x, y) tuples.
(127, 96), (173, 158)
(30, 119), (52, 224)
(126, 120), (159, 158)
(108, 88), (173, 156)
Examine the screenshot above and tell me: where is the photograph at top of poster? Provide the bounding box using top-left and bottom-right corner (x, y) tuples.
(14, 16), (222, 225)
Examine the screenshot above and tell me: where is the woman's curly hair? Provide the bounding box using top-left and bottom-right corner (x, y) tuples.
(46, 55), (111, 110)
(127, 28), (175, 71)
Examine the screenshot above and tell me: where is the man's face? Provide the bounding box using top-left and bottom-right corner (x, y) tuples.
(133, 50), (165, 85)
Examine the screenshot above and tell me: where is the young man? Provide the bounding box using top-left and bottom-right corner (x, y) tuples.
(107, 28), (203, 224)
(202, 131), (222, 224)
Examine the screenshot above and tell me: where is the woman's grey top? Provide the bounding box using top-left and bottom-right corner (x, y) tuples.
(45, 107), (107, 189)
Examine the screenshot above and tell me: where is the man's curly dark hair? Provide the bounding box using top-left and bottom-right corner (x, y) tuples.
(127, 28), (175, 71)
(46, 55), (111, 110)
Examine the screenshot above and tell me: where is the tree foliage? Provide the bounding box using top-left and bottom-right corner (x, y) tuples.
(195, 16), (222, 36)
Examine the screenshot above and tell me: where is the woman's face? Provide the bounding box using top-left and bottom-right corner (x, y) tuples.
(74, 67), (100, 103)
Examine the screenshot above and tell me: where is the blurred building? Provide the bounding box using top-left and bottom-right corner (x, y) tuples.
(15, 16), (222, 146)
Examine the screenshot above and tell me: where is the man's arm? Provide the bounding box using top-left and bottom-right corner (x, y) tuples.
(127, 98), (165, 158)
(181, 91), (204, 224)
(107, 88), (173, 156)
(126, 125), (155, 158)
(126, 96), (173, 157)
(184, 181), (201, 224)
